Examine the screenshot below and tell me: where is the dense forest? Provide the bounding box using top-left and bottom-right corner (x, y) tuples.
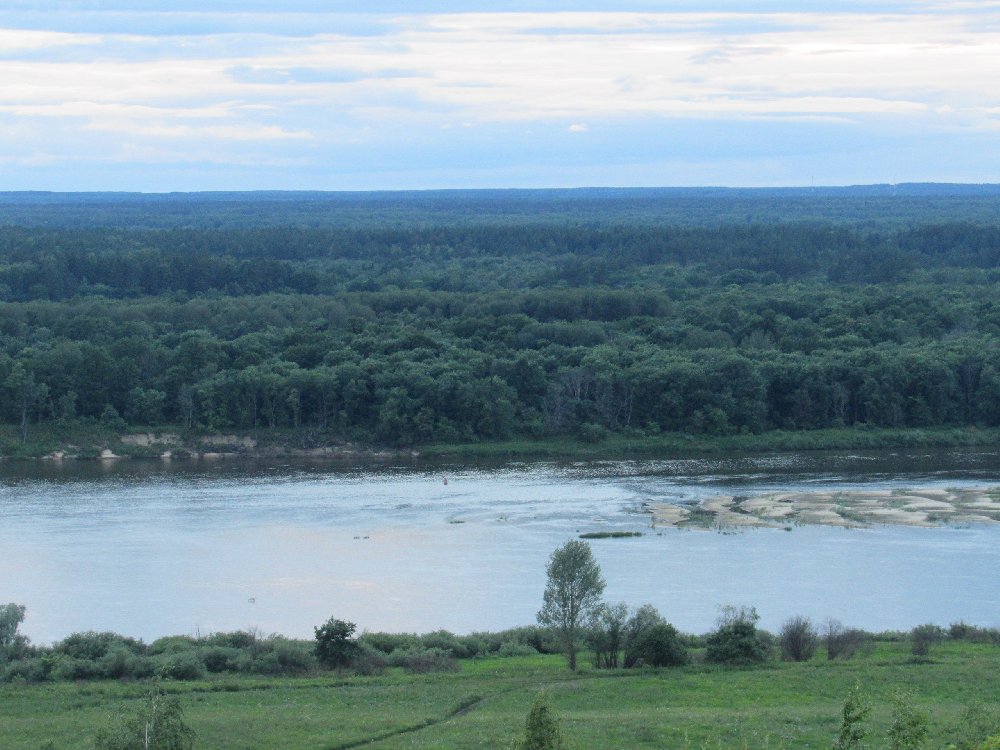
(2, 187), (1000, 447)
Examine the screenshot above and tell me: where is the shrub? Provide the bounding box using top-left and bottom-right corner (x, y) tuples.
(825, 620), (874, 660)
(92, 688), (194, 750)
(779, 615), (818, 662)
(350, 642), (387, 676)
(359, 631), (420, 655)
(149, 635), (199, 656)
(705, 607), (769, 665)
(52, 656), (104, 681)
(386, 647), (459, 674)
(419, 630), (472, 659)
(911, 623), (944, 657)
(200, 646), (241, 673)
(204, 630), (263, 652)
(2, 657), (50, 683)
(161, 652), (207, 681)
(498, 640), (538, 658)
(631, 623), (688, 667)
(270, 639), (316, 675)
(622, 604), (665, 668)
(98, 648), (156, 680)
(512, 693), (564, 750)
(834, 684), (871, 750)
(56, 632), (145, 661)
(887, 693), (928, 750)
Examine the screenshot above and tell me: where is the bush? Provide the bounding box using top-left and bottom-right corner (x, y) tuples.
(98, 648), (155, 680)
(386, 647), (459, 674)
(779, 615), (818, 662)
(52, 656), (104, 681)
(705, 607), (769, 665)
(56, 632), (145, 661)
(2, 657), (50, 683)
(204, 630), (263, 652)
(359, 631), (419, 655)
(512, 693), (564, 750)
(622, 604), (665, 669)
(200, 646), (241, 673)
(350, 642), (387, 676)
(910, 623), (944, 657)
(149, 635), (199, 656)
(161, 652), (207, 681)
(631, 623), (688, 667)
(271, 639), (316, 675)
(498, 640), (539, 658)
(419, 630), (472, 659)
(825, 620), (874, 660)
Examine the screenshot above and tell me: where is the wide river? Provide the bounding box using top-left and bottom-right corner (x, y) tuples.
(3, 448), (1000, 644)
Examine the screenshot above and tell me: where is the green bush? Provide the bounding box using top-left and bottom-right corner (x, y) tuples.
(419, 630), (472, 659)
(632, 623), (688, 667)
(386, 647), (459, 674)
(498, 640), (539, 658)
(705, 608), (770, 666)
(350, 642), (387, 676)
(97, 648), (155, 680)
(200, 646), (241, 673)
(161, 652), (207, 681)
(2, 657), (50, 683)
(359, 631), (420, 655)
(149, 635), (199, 656)
(55, 632), (145, 661)
(52, 656), (104, 681)
(911, 623), (945, 657)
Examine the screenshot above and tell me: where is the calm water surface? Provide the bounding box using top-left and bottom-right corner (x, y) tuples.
(3, 448), (1000, 643)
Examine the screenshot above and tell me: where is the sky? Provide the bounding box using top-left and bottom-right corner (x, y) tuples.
(0, 1), (998, 191)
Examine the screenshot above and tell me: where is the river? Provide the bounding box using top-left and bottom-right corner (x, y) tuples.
(2, 448), (999, 644)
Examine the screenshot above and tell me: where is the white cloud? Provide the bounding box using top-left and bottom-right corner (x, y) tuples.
(0, 6), (998, 186)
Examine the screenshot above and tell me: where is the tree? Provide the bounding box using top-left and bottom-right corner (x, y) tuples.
(314, 617), (358, 669)
(92, 688), (195, 750)
(537, 540), (605, 671)
(586, 601), (628, 669)
(622, 603), (664, 668)
(0, 603), (28, 661)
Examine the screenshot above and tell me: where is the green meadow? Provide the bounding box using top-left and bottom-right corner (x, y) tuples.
(4, 640), (999, 749)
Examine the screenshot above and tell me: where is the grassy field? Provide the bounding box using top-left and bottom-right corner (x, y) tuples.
(4, 641), (999, 749)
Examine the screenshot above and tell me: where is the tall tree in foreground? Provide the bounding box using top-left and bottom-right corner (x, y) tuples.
(537, 539), (605, 671)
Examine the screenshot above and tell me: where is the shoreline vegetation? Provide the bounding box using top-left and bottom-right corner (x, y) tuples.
(2, 423), (999, 463)
(3, 614), (1000, 749)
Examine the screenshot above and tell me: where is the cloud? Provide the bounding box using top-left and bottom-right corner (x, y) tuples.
(0, 5), (998, 188)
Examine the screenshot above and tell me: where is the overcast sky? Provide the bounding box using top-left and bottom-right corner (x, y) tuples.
(0, 1), (998, 191)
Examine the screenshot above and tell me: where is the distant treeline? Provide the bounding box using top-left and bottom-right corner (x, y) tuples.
(2, 195), (1000, 445)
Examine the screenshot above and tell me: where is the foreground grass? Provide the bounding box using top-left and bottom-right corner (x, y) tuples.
(4, 642), (998, 750)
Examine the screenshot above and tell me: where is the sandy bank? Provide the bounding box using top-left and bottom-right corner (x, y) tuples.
(646, 486), (1000, 530)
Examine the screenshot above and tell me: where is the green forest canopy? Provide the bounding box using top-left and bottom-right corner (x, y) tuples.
(2, 186), (1000, 446)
